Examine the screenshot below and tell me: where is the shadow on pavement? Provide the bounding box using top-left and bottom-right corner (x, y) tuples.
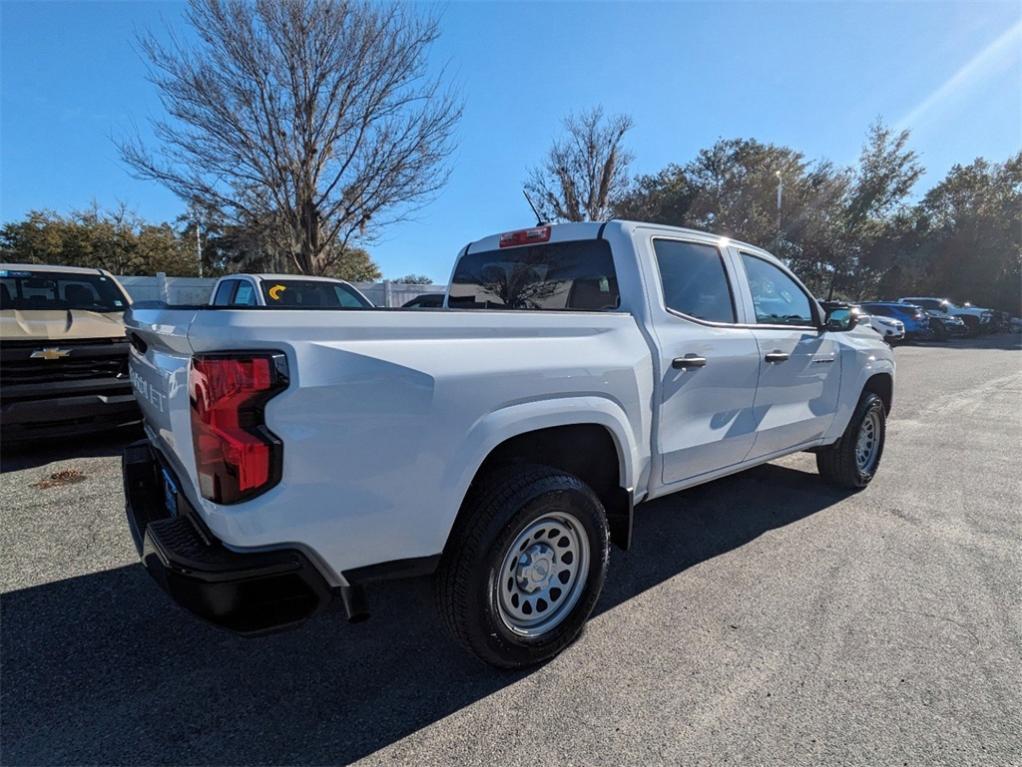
(0, 425), (142, 473)
(1, 462), (849, 766)
(929, 332), (1022, 351)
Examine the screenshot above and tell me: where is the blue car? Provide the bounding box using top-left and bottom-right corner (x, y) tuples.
(860, 302), (934, 342)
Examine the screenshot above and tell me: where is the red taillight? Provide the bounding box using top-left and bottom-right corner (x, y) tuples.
(189, 352), (288, 504)
(499, 226), (551, 248)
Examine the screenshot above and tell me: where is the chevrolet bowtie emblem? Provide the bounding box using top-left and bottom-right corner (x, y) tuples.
(30, 348), (71, 360)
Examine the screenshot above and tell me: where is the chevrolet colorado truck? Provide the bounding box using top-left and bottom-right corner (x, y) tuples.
(122, 221), (894, 668)
(1, 264), (138, 440)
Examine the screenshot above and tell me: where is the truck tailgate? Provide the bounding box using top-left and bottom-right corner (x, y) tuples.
(125, 306), (200, 497)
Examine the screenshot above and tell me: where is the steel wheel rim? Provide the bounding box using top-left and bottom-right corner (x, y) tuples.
(855, 409), (881, 472)
(495, 512), (590, 637)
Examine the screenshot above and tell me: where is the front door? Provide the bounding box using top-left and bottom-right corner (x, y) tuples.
(737, 253), (842, 460)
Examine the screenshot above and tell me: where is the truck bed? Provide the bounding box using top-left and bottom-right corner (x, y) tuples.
(125, 305), (654, 577)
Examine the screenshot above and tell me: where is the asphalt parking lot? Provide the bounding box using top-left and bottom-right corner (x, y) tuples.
(2, 335), (1020, 766)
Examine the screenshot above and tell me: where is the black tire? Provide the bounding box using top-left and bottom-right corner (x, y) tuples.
(816, 392), (886, 489)
(961, 315), (981, 337)
(930, 318), (949, 342)
(435, 464), (610, 668)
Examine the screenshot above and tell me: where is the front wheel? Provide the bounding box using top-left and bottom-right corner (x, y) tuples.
(435, 464), (610, 668)
(816, 392), (886, 489)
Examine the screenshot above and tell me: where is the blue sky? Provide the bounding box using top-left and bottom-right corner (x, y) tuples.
(2, 1), (1020, 281)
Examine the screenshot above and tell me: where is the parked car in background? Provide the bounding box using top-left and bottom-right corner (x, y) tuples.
(402, 292), (445, 308)
(862, 311), (905, 345)
(123, 221), (895, 668)
(889, 298), (968, 340)
(898, 297), (993, 336)
(860, 302), (932, 342)
(209, 274), (373, 308)
(0, 264), (138, 440)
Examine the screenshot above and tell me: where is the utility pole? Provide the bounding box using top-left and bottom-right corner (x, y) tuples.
(775, 170), (783, 234)
(195, 218), (203, 278)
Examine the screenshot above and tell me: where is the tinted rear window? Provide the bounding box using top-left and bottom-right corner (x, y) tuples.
(0, 270), (129, 312)
(260, 280), (371, 308)
(448, 240), (619, 311)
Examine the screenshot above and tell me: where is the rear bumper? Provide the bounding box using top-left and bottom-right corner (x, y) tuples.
(1, 384), (139, 440)
(122, 440), (332, 634)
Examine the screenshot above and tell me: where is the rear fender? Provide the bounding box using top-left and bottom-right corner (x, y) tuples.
(439, 396), (645, 547)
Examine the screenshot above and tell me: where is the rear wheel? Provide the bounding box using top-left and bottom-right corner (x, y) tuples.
(816, 392), (886, 489)
(930, 318), (949, 341)
(435, 464), (610, 668)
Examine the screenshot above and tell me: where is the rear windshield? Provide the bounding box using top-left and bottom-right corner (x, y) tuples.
(0, 269), (129, 312)
(448, 240), (619, 311)
(260, 280), (371, 308)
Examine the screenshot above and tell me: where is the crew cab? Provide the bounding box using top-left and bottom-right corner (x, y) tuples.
(123, 221), (894, 668)
(1, 264), (138, 440)
(209, 273), (373, 308)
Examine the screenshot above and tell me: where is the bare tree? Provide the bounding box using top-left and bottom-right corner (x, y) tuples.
(120, 0), (460, 274)
(525, 107), (634, 222)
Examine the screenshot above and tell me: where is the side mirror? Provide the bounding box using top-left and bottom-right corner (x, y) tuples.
(824, 307), (856, 332)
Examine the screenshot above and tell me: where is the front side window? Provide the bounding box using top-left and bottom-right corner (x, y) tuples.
(0, 270), (129, 312)
(334, 284), (370, 308)
(741, 254), (815, 326)
(653, 240), (735, 323)
(448, 240), (619, 311)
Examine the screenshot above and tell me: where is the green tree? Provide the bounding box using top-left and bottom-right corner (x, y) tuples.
(396, 274), (432, 284)
(614, 138), (849, 295)
(914, 153), (1022, 312)
(831, 120), (923, 298)
(0, 206), (197, 276)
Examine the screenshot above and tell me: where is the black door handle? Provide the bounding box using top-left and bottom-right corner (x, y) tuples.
(764, 351), (790, 363)
(673, 354), (707, 369)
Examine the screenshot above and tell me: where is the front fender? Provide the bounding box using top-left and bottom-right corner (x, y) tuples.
(824, 345), (895, 443)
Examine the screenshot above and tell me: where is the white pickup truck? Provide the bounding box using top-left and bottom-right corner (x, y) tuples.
(123, 221), (894, 668)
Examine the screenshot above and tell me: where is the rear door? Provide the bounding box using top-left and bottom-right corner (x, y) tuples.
(733, 251), (841, 459)
(644, 236), (761, 485)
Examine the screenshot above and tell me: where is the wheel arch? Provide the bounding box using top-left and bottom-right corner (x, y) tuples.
(863, 371), (893, 414)
(440, 398), (643, 554)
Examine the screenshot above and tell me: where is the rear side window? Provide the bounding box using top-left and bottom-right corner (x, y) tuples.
(212, 280), (237, 306)
(653, 240), (735, 323)
(448, 240), (619, 311)
(232, 282), (258, 306)
(741, 254), (815, 326)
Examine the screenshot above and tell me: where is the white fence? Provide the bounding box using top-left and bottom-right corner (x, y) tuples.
(116, 273), (444, 308)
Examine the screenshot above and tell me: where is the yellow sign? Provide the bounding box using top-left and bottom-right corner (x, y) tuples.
(268, 284), (287, 301)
